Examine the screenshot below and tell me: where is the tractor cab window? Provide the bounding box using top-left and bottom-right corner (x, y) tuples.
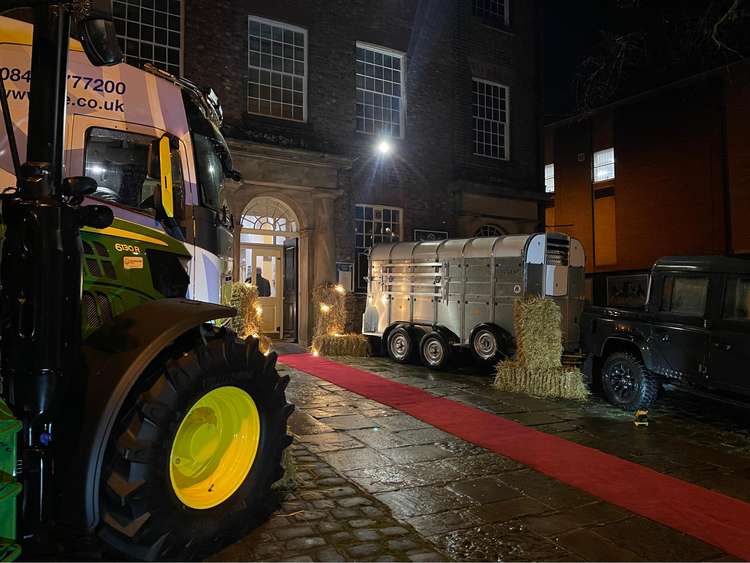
(84, 127), (184, 218)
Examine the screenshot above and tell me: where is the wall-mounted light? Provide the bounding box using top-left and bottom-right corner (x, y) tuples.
(376, 139), (392, 156)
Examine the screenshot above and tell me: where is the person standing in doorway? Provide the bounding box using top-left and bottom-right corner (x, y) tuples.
(255, 266), (271, 297)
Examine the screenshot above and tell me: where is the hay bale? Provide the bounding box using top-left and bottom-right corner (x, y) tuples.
(310, 282), (369, 358)
(514, 297), (563, 370)
(494, 297), (589, 400)
(228, 282), (271, 354)
(312, 334), (370, 357)
(312, 282), (347, 338)
(495, 361), (589, 400)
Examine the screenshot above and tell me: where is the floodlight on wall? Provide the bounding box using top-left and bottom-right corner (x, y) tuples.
(376, 139), (392, 155)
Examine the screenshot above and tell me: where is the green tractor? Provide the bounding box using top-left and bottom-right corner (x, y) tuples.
(0, 2), (293, 560)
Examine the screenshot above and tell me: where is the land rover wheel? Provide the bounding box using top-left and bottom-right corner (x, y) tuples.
(98, 326), (294, 561)
(601, 351), (660, 411)
(471, 326), (508, 364)
(419, 332), (450, 370)
(387, 326), (414, 363)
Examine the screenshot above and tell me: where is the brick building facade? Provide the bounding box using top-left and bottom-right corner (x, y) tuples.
(176, 0), (542, 343)
(544, 61), (750, 306)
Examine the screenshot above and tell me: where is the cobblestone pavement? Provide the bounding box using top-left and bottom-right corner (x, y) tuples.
(213, 353), (750, 561)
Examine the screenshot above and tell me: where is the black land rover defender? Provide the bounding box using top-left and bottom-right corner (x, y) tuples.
(582, 256), (750, 410)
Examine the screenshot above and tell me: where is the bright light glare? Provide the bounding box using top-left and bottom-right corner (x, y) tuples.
(335, 284), (346, 294)
(320, 303), (331, 313)
(376, 140), (392, 155)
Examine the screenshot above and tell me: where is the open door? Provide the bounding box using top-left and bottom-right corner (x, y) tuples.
(283, 238), (298, 341)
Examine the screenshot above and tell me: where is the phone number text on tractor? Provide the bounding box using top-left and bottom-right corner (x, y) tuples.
(1, 66), (127, 95)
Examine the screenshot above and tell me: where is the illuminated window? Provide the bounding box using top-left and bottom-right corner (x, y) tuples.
(112, 0), (181, 76)
(593, 147), (615, 183)
(473, 78), (508, 160)
(473, 0), (508, 24)
(356, 43), (405, 138)
(354, 204), (403, 292)
(248, 17), (307, 121)
(545, 163), (555, 193)
(240, 196), (299, 245)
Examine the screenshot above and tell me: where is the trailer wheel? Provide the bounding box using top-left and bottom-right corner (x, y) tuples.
(419, 331), (450, 370)
(387, 326), (415, 363)
(601, 351), (660, 411)
(97, 326), (294, 561)
(471, 325), (508, 364)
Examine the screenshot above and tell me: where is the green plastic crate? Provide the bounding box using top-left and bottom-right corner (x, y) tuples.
(0, 401), (20, 474)
(0, 400), (21, 560)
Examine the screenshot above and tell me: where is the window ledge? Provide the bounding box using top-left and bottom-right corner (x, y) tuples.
(473, 17), (515, 36)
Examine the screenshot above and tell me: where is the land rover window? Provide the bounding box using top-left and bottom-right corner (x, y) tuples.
(722, 277), (750, 320)
(85, 127), (184, 215)
(660, 276), (709, 316)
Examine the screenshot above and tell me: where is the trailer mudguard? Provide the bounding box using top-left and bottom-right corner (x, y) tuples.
(60, 298), (234, 531)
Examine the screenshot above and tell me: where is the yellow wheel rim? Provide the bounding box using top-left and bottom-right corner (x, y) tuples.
(169, 386), (260, 510)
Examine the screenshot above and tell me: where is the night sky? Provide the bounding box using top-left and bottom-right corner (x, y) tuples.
(543, 0), (604, 119)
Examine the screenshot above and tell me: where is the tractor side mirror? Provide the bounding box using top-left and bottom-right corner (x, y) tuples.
(63, 176), (97, 197)
(75, 0), (123, 67)
(147, 135), (175, 219)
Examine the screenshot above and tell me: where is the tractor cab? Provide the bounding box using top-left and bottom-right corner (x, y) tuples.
(0, 14), (237, 306)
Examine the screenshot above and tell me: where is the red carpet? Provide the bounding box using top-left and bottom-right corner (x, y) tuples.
(280, 353), (750, 560)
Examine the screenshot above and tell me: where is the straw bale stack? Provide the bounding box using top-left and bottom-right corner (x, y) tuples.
(494, 297), (589, 400)
(228, 281), (271, 354)
(311, 282), (369, 357)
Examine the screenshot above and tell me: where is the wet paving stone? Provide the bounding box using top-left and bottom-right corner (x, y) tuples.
(290, 411), (337, 435)
(371, 414), (433, 431)
(210, 437), (444, 562)
(553, 528), (643, 561)
(467, 495), (551, 523)
(318, 414), (380, 430)
(381, 444), (454, 464)
(498, 470), (598, 509)
(447, 476), (522, 503)
(376, 485), (476, 517)
(431, 521), (575, 562)
(348, 428), (410, 449)
(321, 447), (394, 472)
(295, 432), (365, 453)
(256, 361), (747, 561)
(593, 517), (723, 561)
(393, 426), (456, 445)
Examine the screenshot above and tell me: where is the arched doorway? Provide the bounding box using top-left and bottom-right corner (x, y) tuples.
(240, 197), (300, 340)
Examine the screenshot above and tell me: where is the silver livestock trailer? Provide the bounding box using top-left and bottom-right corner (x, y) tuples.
(362, 232), (586, 368)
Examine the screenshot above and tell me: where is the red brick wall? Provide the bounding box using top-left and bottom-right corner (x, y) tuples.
(726, 64), (750, 254)
(548, 78), (728, 273)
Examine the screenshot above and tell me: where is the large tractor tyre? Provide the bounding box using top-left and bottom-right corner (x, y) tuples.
(601, 351), (660, 411)
(419, 331), (450, 370)
(386, 326), (416, 363)
(98, 326), (294, 561)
